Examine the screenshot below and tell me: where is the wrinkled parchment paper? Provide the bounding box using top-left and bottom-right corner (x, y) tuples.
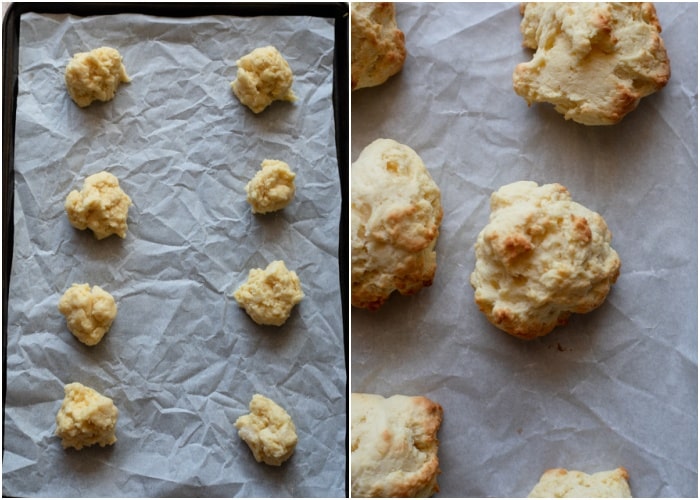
(4, 10), (345, 497)
(351, 3), (697, 497)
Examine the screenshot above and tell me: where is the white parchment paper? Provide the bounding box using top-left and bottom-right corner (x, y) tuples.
(4, 10), (345, 497)
(351, 3), (697, 497)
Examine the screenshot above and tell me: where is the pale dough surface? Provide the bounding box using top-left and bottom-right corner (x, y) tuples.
(65, 171), (132, 240)
(58, 283), (117, 346)
(232, 260), (303, 326)
(230, 46), (296, 113)
(55, 382), (119, 450)
(235, 394), (297, 466)
(245, 159), (296, 214)
(64, 46), (130, 107)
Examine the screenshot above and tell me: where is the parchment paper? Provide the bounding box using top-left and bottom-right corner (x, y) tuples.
(351, 3), (697, 497)
(4, 10), (345, 497)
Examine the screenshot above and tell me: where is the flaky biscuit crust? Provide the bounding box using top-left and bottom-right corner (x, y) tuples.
(351, 393), (443, 498)
(528, 467), (632, 497)
(351, 139), (442, 310)
(470, 181), (620, 339)
(513, 2), (670, 125)
(351, 2), (407, 90)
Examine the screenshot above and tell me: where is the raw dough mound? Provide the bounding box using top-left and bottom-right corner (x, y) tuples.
(232, 260), (304, 326)
(58, 283), (117, 346)
(528, 467), (632, 498)
(513, 2), (670, 125)
(235, 394), (298, 466)
(351, 138), (442, 310)
(351, 2), (407, 90)
(351, 393), (443, 498)
(230, 46), (296, 113)
(470, 181), (621, 339)
(65, 171), (132, 240)
(65, 46), (130, 107)
(55, 382), (118, 450)
(245, 159), (296, 214)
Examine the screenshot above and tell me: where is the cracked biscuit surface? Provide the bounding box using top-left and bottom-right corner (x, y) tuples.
(528, 467), (632, 498)
(351, 393), (443, 498)
(513, 2), (670, 125)
(470, 181), (620, 340)
(351, 139), (442, 310)
(351, 2), (407, 90)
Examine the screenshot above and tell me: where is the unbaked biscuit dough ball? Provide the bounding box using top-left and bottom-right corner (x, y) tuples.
(55, 382), (119, 450)
(64, 47), (130, 108)
(58, 283), (117, 346)
(232, 260), (304, 326)
(470, 181), (621, 339)
(245, 159), (296, 214)
(230, 46), (297, 113)
(235, 394), (297, 466)
(65, 171), (132, 240)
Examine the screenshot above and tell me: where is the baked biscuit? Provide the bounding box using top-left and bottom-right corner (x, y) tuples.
(528, 467), (632, 498)
(470, 181), (620, 339)
(351, 393), (443, 498)
(55, 382), (118, 450)
(351, 2), (407, 90)
(65, 47), (130, 108)
(230, 46), (296, 113)
(232, 260), (303, 326)
(65, 171), (132, 240)
(513, 3), (670, 125)
(351, 139), (442, 310)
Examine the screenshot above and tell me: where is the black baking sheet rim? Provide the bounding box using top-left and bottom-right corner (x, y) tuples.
(1, 2), (349, 496)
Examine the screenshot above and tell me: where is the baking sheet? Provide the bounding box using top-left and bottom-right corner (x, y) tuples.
(350, 3), (697, 497)
(3, 6), (347, 497)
